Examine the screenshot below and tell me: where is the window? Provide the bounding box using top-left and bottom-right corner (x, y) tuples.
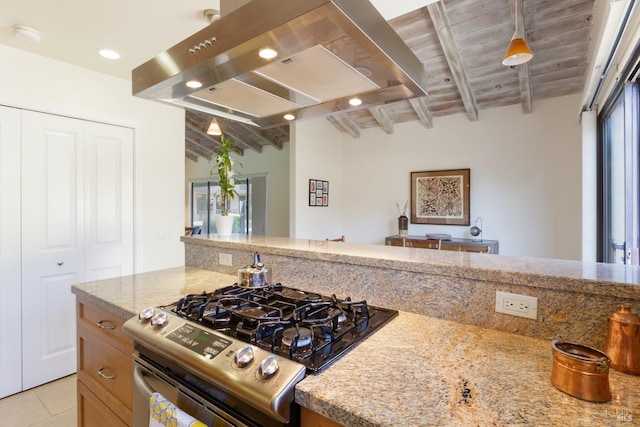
(189, 176), (267, 235)
(598, 82), (640, 263)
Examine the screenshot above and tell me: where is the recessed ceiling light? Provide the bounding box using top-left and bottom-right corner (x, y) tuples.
(259, 48), (278, 60)
(349, 98), (362, 106)
(98, 49), (120, 60)
(186, 80), (203, 89)
(284, 113), (295, 121)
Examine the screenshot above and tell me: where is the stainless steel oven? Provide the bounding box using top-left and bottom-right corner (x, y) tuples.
(133, 355), (241, 427)
(124, 282), (398, 427)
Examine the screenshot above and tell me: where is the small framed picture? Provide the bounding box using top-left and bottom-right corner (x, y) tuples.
(309, 179), (329, 207)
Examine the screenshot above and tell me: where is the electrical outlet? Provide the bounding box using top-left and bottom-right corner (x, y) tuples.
(219, 253), (233, 266)
(495, 291), (537, 320)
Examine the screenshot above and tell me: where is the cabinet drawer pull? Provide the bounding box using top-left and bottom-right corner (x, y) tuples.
(97, 367), (116, 380)
(97, 320), (115, 330)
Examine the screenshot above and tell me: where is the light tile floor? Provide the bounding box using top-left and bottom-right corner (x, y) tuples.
(0, 374), (77, 427)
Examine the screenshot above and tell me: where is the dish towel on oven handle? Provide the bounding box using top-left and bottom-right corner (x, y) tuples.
(149, 392), (207, 427)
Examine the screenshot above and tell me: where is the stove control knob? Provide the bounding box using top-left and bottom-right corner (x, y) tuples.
(139, 307), (155, 321)
(235, 346), (254, 368)
(150, 312), (168, 327)
(259, 355), (279, 379)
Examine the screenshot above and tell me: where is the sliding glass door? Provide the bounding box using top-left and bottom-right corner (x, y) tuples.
(599, 83), (640, 263)
(189, 176), (267, 235)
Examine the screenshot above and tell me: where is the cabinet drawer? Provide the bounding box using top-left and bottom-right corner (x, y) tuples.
(301, 407), (343, 427)
(78, 324), (132, 423)
(77, 298), (133, 352)
(78, 381), (129, 427)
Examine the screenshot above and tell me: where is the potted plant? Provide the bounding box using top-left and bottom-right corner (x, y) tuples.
(211, 133), (241, 236)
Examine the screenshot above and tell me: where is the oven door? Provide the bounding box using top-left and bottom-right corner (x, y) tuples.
(132, 355), (248, 427)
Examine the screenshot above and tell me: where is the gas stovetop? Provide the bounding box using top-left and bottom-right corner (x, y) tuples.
(166, 283), (398, 373)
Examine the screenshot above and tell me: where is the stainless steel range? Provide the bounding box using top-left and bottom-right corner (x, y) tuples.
(123, 282), (398, 427)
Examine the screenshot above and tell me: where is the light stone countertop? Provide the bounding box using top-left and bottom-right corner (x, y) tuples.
(71, 266), (640, 427)
(183, 235), (640, 299)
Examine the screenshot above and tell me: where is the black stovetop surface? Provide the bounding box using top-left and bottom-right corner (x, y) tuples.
(163, 283), (398, 373)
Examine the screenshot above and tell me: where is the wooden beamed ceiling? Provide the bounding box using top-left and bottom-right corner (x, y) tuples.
(185, 0), (595, 161)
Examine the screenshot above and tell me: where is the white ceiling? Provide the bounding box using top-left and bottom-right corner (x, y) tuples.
(0, 0), (437, 82)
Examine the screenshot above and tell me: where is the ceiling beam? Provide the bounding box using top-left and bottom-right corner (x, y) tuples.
(219, 122), (263, 153)
(259, 127), (287, 150)
(409, 97), (433, 129)
(427, 2), (478, 121)
(185, 138), (214, 160)
(224, 130), (263, 153)
(185, 128), (219, 153)
(185, 149), (199, 162)
(368, 105), (394, 134)
(332, 115), (360, 138)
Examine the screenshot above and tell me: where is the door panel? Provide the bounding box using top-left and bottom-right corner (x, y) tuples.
(41, 273), (78, 354)
(84, 122), (134, 281)
(21, 110), (84, 389)
(0, 106), (22, 398)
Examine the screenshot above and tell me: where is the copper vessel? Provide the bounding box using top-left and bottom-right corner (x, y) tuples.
(550, 340), (611, 402)
(605, 304), (640, 375)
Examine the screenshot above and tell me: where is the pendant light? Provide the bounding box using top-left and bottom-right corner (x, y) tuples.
(207, 118), (222, 136)
(501, 0), (533, 66)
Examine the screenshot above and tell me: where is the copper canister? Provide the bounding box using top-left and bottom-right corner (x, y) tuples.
(550, 340), (611, 402)
(605, 304), (640, 375)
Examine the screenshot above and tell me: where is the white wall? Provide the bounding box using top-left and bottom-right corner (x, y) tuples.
(0, 44), (186, 272)
(290, 119), (344, 240)
(186, 143), (290, 237)
(294, 94), (583, 260)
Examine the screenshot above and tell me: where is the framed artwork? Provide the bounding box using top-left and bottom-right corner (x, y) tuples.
(309, 179), (329, 207)
(411, 169), (470, 225)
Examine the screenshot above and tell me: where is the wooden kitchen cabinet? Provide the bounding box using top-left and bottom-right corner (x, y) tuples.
(385, 235), (499, 254)
(76, 297), (133, 427)
(301, 406), (343, 427)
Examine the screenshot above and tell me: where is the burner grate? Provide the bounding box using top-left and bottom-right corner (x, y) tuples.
(168, 283), (398, 373)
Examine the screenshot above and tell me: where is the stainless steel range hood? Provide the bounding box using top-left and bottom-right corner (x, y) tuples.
(132, 0), (428, 128)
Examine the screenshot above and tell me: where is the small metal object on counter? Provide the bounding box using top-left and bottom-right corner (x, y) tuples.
(470, 217), (483, 241)
(238, 252), (272, 288)
(550, 340), (611, 402)
(605, 304), (640, 375)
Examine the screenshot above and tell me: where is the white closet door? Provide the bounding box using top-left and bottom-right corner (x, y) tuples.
(84, 122), (134, 280)
(0, 106), (22, 398)
(21, 111), (84, 389)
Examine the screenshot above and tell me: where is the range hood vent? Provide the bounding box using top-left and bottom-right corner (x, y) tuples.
(132, 0), (428, 128)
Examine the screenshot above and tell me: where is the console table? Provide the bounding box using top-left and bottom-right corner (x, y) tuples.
(385, 235), (499, 254)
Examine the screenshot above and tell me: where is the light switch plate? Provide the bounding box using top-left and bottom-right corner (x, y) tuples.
(495, 291), (537, 320)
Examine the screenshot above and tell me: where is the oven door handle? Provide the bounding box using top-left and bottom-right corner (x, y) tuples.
(133, 364), (157, 396)
(133, 359), (210, 410)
